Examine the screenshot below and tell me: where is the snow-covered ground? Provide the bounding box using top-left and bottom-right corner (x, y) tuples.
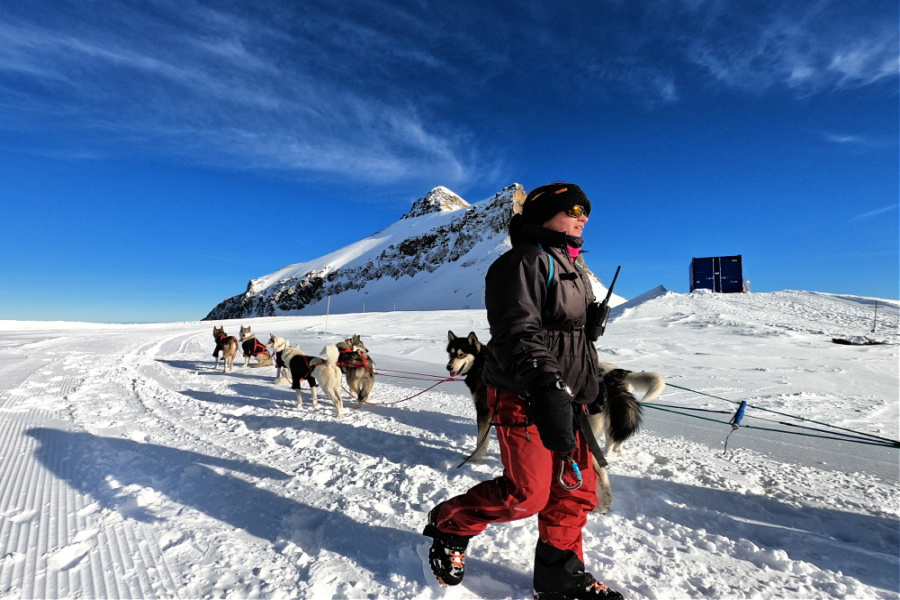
(0, 290), (897, 599)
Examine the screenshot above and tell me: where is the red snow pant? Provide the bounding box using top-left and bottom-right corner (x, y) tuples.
(433, 386), (598, 560)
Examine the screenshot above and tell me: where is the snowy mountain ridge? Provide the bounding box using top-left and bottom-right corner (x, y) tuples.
(204, 184), (624, 320)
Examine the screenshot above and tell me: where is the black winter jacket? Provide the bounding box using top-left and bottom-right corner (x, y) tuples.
(482, 225), (601, 409)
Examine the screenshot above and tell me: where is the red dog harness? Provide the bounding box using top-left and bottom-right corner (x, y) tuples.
(248, 338), (270, 357)
(338, 348), (373, 371)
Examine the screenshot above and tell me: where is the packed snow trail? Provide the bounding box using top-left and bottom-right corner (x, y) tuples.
(0, 290), (897, 599)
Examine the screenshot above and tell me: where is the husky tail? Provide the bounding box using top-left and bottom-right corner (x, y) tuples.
(320, 343), (339, 367)
(603, 370), (644, 444)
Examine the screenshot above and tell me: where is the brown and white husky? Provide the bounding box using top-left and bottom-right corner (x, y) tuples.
(212, 326), (239, 373)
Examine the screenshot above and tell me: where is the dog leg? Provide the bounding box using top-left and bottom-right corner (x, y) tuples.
(592, 458), (613, 514)
(309, 384), (319, 407)
(295, 387), (303, 408)
(331, 381), (343, 418)
(603, 437), (615, 456)
(357, 374), (373, 406)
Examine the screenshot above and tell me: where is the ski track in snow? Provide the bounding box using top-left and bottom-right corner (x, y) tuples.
(0, 290), (897, 599)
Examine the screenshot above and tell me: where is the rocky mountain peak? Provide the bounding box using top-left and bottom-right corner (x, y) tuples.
(202, 182), (613, 320)
(401, 186), (469, 219)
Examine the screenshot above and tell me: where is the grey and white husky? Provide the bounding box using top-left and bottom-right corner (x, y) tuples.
(336, 334), (376, 407)
(239, 325), (273, 368)
(588, 362), (664, 513)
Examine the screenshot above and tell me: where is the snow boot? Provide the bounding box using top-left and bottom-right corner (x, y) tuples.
(422, 505), (471, 586)
(533, 539), (623, 600)
(533, 574), (624, 600)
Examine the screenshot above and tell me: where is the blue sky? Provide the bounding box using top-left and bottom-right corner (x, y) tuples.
(1, 0), (897, 323)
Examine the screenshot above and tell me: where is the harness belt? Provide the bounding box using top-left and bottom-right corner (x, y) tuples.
(542, 322), (585, 333)
(574, 405), (607, 468)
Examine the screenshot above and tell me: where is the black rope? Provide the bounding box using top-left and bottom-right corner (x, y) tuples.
(642, 402), (899, 448)
(662, 383), (899, 447)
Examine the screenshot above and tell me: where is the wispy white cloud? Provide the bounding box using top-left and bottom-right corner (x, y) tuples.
(0, 1), (493, 190)
(0, 0), (895, 190)
(516, 1), (896, 109)
(849, 204), (899, 223)
(821, 131), (897, 149)
(682, 1), (899, 94)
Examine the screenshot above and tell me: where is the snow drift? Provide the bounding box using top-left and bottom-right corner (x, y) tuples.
(1, 289), (897, 598)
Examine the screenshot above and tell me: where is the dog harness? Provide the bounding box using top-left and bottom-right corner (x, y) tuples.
(337, 349), (374, 372)
(289, 354), (314, 378)
(214, 333), (231, 350)
(243, 337), (271, 357)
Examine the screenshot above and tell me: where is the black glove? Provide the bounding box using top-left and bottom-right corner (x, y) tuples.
(528, 374), (576, 454)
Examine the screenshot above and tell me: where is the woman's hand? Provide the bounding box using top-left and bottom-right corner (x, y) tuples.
(528, 374), (576, 453)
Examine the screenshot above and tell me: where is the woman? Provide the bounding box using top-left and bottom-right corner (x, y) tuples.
(422, 182), (623, 600)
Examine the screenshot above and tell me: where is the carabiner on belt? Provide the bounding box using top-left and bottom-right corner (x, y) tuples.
(557, 455), (583, 491)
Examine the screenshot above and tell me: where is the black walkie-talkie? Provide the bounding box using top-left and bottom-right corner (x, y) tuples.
(586, 266), (621, 341)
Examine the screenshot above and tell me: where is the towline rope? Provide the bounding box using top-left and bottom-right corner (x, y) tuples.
(338, 366), (900, 450)
(348, 368), (465, 406)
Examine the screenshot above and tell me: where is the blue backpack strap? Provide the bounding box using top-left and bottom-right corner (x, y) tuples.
(537, 243), (555, 288)
(546, 252), (554, 287)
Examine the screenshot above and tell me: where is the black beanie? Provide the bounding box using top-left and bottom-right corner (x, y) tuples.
(520, 182), (591, 226)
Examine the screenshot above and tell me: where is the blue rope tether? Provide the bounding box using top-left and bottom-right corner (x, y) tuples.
(723, 401), (747, 453)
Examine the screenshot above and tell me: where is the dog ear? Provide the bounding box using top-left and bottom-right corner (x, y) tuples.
(448, 331), (457, 342)
(467, 332), (480, 349)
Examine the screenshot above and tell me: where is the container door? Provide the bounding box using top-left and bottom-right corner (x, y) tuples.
(719, 256), (743, 293)
(690, 258), (716, 291)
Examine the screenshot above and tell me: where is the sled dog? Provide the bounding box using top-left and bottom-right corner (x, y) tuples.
(266, 334), (292, 382)
(444, 330), (664, 514)
(212, 326), (239, 373)
(336, 334), (376, 406)
(446, 331), (490, 462)
(267, 336), (344, 417)
(239, 325), (273, 368)
(587, 362), (664, 513)
(591, 362), (663, 455)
